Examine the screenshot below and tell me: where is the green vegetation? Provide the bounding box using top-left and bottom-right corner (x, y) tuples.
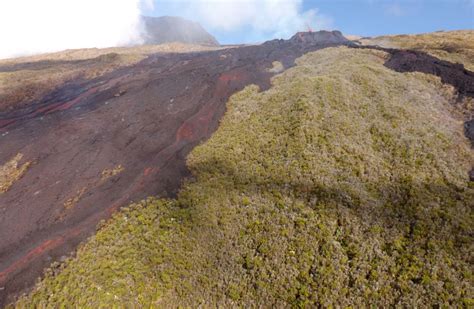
(15, 47), (473, 307)
(0, 153), (31, 194)
(100, 164), (125, 181)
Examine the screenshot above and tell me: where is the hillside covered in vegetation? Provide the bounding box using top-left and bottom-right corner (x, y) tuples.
(13, 42), (473, 307)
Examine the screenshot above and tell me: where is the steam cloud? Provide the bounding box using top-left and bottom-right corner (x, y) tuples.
(0, 0), (332, 59)
(0, 0), (149, 60)
(163, 0), (333, 42)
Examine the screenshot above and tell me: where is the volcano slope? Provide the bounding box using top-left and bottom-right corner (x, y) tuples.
(360, 30), (474, 71)
(0, 43), (223, 112)
(0, 31), (354, 306)
(6, 31), (474, 307)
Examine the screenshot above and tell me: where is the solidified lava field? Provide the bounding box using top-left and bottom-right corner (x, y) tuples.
(0, 31), (473, 306)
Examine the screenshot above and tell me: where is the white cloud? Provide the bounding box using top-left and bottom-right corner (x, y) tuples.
(0, 0), (148, 60)
(174, 0), (333, 40)
(0, 0), (334, 59)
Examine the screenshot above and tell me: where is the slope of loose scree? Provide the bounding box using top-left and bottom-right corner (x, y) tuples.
(14, 47), (473, 307)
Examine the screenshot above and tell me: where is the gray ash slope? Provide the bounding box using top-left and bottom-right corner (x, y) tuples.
(142, 16), (219, 46)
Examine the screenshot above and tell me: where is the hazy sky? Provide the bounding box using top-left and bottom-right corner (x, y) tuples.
(0, 0), (472, 59)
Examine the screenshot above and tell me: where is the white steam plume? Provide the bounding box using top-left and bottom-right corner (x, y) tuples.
(171, 0), (333, 41)
(0, 0), (150, 60)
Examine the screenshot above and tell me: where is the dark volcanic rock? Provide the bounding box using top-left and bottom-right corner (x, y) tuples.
(465, 119), (474, 146)
(384, 49), (474, 98)
(142, 16), (219, 46)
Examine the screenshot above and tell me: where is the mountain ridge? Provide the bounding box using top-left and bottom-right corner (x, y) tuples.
(142, 15), (219, 46)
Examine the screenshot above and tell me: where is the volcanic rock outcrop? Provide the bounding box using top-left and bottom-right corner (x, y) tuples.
(142, 16), (219, 46)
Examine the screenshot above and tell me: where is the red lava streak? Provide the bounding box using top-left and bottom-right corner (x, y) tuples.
(143, 167), (155, 177)
(176, 122), (195, 141)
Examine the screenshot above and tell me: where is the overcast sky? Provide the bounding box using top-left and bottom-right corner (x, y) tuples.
(0, 0), (473, 59)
